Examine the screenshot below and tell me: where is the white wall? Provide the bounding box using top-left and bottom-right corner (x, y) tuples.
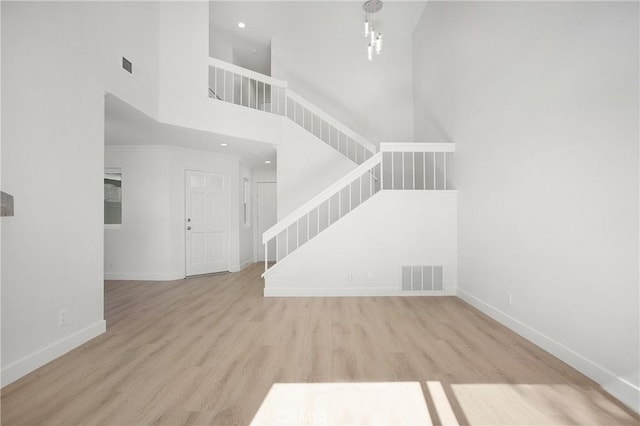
(157, 1), (207, 126)
(265, 191), (457, 297)
(413, 1), (639, 411)
(270, 2), (419, 144)
(105, 145), (243, 280)
(277, 120), (356, 219)
(104, 148), (173, 280)
(1, 1), (160, 386)
(210, 37), (234, 64)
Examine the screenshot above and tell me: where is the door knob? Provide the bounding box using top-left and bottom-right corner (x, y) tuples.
(187, 226), (192, 231)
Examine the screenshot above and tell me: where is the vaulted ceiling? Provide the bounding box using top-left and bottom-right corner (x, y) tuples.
(209, 1), (427, 75)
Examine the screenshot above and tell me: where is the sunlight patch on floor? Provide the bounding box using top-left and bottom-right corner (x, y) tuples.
(451, 383), (637, 425)
(426, 381), (459, 425)
(250, 382), (432, 425)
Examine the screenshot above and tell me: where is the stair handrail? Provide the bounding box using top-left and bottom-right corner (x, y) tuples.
(263, 152), (382, 244)
(208, 57), (376, 160)
(209, 57), (287, 89)
(208, 87), (222, 101)
(286, 90), (376, 155)
(379, 142), (455, 152)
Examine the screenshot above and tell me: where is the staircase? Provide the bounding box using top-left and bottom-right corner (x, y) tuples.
(209, 57), (376, 165)
(209, 57), (457, 297)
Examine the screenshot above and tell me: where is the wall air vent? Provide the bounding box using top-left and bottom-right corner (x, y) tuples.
(122, 57), (133, 74)
(401, 265), (443, 292)
(1, 191), (14, 217)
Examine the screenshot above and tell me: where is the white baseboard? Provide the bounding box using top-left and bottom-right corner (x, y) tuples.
(104, 272), (184, 281)
(1, 320), (106, 387)
(457, 288), (640, 413)
(265, 287), (457, 297)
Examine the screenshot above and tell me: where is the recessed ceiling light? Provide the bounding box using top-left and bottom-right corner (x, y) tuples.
(237, 22), (245, 28)
(220, 143), (228, 147)
(265, 160), (272, 164)
(251, 49), (257, 54)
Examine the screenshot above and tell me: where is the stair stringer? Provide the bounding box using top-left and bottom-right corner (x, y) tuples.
(264, 190), (458, 297)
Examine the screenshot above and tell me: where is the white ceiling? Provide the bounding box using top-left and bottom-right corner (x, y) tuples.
(209, 1), (427, 75)
(104, 94), (277, 169)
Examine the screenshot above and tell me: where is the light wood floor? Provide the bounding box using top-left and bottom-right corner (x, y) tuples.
(2, 263), (638, 425)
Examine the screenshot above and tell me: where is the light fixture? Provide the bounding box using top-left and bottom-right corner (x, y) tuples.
(362, 0), (383, 61)
(220, 143), (228, 147)
(237, 22), (245, 28)
(265, 160), (272, 164)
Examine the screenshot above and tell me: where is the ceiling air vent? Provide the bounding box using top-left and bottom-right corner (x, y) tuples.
(122, 57), (133, 74)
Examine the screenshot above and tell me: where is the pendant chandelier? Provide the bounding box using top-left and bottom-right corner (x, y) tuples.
(363, 0), (383, 61)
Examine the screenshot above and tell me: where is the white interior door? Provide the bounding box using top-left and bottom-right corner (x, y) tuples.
(257, 182), (277, 262)
(186, 170), (229, 276)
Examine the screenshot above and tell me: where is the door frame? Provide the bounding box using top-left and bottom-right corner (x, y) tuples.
(184, 169), (231, 277)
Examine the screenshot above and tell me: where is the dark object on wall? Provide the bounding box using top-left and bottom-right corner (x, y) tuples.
(1, 191), (14, 217)
(122, 57), (133, 74)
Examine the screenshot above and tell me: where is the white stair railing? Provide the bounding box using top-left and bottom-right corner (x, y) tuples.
(208, 57), (376, 165)
(263, 152), (383, 274)
(262, 143), (456, 274)
(380, 143), (455, 190)
(286, 90), (376, 164)
(208, 57), (288, 115)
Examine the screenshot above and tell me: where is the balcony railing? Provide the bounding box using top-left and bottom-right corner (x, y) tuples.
(208, 57), (376, 165)
(208, 57), (287, 115)
(380, 143), (454, 190)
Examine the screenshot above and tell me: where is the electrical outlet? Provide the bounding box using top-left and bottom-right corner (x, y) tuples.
(367, 272), (373, 282)
(507, 293), (513, 306)
(58, 309), (69, 327)
(347, 272), (354, 282)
